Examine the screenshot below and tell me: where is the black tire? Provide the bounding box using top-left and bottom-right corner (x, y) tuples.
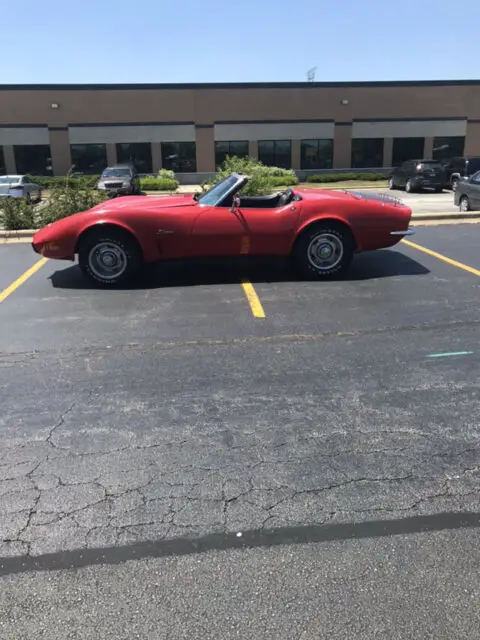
(292, 223), (354, 279)
(25, 192), (32, 204)
(78, 228), (142, 286)
(405, 179), (415, 193)
(36, 190), (42, 203)
(459, 196), (470, 212)
(388, 177), (395, 190)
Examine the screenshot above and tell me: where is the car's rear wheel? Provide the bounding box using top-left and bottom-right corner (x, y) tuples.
(78, 229), (142, 286)
(293, 223), (354, 279)
(459, 196), (470, 212)
(405, 179), (414, 193)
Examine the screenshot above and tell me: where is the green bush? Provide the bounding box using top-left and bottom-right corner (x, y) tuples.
(212, 155), (299, 195)
(305, 172), (386, 183)
(0, 198), (36, 230)
(140, 177), (179, 191)
(37, 176), (108, 226)
(27, 175), (100, 190)
(157, 168), (177, 181)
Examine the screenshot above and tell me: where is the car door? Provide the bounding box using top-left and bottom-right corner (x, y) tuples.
(467, 171), (480, 209)
(191, 197), (301, 257)
(234, 198), (301, 255)
(190, 204), (246, 256)
(394, 161), (408, 187)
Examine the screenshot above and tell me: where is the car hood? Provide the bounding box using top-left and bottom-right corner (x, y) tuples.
(92, 193), (197, 213)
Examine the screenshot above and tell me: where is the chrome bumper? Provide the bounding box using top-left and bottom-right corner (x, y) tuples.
(390, 228), (415, 237)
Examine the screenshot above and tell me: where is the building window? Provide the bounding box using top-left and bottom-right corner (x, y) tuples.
(215, 141), (249, 168)
(116, 142), (152, 173)
(70, 144), (107, 174)
(161, 142), (196, 173)
(0, 147), (5, 174)
(14, 145), (52, 175)
(300, 139), (333, 170)
(258, 140), (291, 169)
(351, 138), (383, 168)
(432, 136), (465, 161)
(392, 138), (424, 167)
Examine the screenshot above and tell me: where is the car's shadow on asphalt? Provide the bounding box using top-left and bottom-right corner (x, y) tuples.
(49, 249), (430, 290)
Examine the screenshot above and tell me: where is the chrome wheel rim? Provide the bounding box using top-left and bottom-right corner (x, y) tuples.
(460, 197), (468, 212)
(307, 233), (344, 271)
(388, 178), (394, 189)
(88, 242), (127, 280)
(406, 181), (411, 192)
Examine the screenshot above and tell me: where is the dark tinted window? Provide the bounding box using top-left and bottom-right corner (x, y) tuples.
(416, 161), (442, 170)
(161, 142), (196, 173)
(14, 145), (52, 175)
(351, 138), (383, 169)
(215, 141), (249, 168)
(116, 143), (152, 173)
(432, 136), (465, 161)
(71, 144), (108, 174)
(392, 138), (425, 167)
(301, 139), (333, 170)
(467, 158), (480, 174)
(258, 140), (291, 169)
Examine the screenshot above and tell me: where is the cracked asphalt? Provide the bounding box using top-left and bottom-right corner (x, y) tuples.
(0, 224), (480, 638)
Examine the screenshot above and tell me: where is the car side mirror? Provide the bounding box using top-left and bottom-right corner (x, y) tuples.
(230, 195), (241, 213)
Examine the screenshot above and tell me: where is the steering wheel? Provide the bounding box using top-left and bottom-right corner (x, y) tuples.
(278, 188), (294, 207)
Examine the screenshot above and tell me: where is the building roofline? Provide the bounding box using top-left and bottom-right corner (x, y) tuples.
(0, 80), (480, 91)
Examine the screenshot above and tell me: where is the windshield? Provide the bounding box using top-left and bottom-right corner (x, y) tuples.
(197, 174), (242, 207)
(101, 168), (131, 178)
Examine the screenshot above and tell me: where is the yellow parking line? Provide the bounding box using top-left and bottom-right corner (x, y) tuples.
(402, 239), (480, 277)
(0, 257), (48, 304)
(241, 280), (265, 318)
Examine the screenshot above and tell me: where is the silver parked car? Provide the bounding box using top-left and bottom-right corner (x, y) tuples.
(0, 175), (42, 203)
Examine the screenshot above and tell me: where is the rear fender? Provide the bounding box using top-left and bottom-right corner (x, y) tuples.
(293, 215), (358, 252)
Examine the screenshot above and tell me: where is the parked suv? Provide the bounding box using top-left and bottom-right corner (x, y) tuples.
(388, 159), (444, 193)
(441, 156), (480, 191)
(96, 164), (141, 196)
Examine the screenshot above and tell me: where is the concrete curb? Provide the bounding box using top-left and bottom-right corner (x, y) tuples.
(1, 212), (479, 243)
(0, 229), (36, 241)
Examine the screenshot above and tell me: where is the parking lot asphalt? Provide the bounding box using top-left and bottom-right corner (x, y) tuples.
(1, 224), (480, 638)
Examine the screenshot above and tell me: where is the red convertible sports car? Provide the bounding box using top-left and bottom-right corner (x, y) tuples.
(32, 173), (414, 286)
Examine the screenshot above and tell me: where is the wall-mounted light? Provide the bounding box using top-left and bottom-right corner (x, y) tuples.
(51, 103), (59, 109)
(341, 99), (349, 105)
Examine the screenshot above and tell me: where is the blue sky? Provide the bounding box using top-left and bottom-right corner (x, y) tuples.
(4, 0), (478, 84)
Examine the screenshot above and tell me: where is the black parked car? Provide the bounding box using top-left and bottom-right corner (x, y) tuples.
(96, 164), (141, 196)
(454, 170), (480, 211)
(441, 156), (480, 191)
(388, 159), (444, 193)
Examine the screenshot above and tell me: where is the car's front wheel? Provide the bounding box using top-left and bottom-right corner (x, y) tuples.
(405, 179), (415, 193)
(78, 229), (142, 286)
(293, 223), (354, 279)
(388, 177), (395, 190)
(459, 196), (470, 212)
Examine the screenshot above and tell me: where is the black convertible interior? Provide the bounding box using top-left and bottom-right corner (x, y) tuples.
(219, 188), (300, 209)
